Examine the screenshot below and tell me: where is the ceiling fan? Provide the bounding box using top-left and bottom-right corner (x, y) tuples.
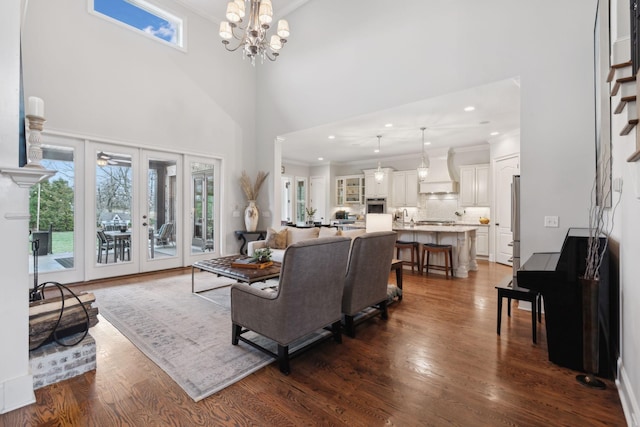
(97, 151), (132, 166)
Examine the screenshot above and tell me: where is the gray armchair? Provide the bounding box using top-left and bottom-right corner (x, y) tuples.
(342, 231), (397, 337)
(231, 236), (352, 374)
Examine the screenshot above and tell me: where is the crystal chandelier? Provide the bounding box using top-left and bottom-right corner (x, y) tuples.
(374, 135), (384, 182)
(417, 127), (429, 181)
(219, 0), (290, 65)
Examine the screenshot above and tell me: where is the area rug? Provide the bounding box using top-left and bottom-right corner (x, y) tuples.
(92, 273), (330, 402)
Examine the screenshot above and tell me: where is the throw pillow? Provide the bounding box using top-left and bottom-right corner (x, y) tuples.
(265, 228), (287, 249)
(318, 227), (339, 238)
(287, 226), (319, 245)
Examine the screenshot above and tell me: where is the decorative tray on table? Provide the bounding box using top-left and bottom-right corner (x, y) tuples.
(230, 259), (274, 269)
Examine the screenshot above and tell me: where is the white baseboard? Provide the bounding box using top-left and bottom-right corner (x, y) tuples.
(0, 373), (35, 414)
(616, 358), (640, 427)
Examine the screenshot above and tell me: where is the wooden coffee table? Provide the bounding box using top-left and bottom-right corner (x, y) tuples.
(191, 255), (281, 293)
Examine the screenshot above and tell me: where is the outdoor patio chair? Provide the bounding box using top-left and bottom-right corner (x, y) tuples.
(231, 236), (352, 374)
(97, 230), (115, 263)
(154, 222), (174, 246)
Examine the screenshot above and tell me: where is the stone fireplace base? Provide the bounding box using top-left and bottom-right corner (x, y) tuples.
(29, 332), (96, 389)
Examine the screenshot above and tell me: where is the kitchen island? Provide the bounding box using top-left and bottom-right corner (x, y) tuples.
(392, 224), (479, 278)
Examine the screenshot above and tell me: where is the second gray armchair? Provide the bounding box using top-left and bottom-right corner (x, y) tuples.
(342, 231), (397, 337)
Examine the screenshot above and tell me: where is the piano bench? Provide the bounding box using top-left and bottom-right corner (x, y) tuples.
(496, 280), (542, 344)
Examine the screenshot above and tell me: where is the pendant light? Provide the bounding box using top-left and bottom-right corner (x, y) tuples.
(374, 135), (384, 182)
(417, 127), (429, 181)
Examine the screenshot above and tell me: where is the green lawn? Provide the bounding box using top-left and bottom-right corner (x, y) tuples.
(52, 231), (74, 254)
(30, 231), (74, 255)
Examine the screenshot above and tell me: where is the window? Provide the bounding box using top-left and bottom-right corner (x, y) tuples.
(91, 0), (184, 48)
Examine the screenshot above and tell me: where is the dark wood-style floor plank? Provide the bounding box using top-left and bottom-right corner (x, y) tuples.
(0, 261), (626, 426)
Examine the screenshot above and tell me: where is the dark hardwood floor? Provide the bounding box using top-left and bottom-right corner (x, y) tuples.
(1, 261), (626, 426)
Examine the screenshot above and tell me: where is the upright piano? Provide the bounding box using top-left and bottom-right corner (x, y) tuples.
(516, 228), (617, 378)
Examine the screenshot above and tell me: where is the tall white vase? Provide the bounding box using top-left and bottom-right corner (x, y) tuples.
(244, 200), (259, 232)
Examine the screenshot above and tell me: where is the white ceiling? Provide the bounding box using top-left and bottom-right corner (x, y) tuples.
(173, 0), (309, 23)
(171, 1), (521, 166)
(280, 78), (521, 165)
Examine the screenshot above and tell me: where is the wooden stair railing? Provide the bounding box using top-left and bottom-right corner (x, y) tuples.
(611, 75), (636, 97)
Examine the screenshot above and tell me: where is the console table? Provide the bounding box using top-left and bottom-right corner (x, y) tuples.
(234, 230), (267, 255)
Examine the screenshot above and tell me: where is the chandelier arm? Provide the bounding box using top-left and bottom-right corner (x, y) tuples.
(222, 41), (245, 52)
(230, 24), (247, 41)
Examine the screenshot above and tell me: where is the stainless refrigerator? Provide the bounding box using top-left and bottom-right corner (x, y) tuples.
(511, 175), (520, 279)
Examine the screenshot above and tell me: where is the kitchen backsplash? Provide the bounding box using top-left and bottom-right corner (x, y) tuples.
(330, 196), (491, 223)
(391, 195), (491, 223)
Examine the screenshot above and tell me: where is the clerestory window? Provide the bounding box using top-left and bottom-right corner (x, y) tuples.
(90, 0), (184, 49)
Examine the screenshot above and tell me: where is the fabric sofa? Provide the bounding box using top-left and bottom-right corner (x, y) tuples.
(247, 226), (366, 262)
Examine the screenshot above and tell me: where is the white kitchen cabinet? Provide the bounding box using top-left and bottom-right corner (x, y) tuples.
(363, 168), (393, 198)
(336, 175), (364, 205)
(391, 170), (418, 207)
(459, 164), (490, 207)
(476, 226), (489, 256)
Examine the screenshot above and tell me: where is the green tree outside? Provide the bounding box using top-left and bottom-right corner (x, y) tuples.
(29, 178), (74, 232)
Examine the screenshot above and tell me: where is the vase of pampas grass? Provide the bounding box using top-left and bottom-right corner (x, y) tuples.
(240, 171), (268, 232)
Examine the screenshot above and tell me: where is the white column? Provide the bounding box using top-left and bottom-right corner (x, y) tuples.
(0, 0), (36, 414)
(468, 229), (478, 271)
(455, 231), (470, 278)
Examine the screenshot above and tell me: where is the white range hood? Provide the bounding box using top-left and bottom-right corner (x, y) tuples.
(419, 148), (459, 193)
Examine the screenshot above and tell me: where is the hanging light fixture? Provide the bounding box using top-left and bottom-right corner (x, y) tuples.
(417, 127), (429, 181)
(219, 0), (290, 65)
(374, 135), (384, 182)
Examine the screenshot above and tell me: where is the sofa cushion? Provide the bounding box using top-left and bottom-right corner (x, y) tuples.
(318, 227), (340, 238)
(287, 227), (319, 245)
(265, 227), (288, 249)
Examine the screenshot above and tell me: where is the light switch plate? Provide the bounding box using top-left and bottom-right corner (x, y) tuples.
(544, 216), (559, 228)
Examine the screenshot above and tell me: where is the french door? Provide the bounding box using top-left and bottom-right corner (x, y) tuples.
(85, 145), (221, 280)
(140, 150), (182, 272)
(183, 155), (222, 266)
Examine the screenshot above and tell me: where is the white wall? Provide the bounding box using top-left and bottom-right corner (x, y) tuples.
(20, 0), (258, 253)
(610, 0), (640, 422)
(4, 0), (638, 421)
(256, 0), (640, 420)
(257, 0), (597, 259)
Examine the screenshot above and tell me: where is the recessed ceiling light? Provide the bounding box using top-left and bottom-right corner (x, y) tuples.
(464, 106), (475, 112)
(318, 157), (324, 161)
(374, 148), (380, 153)
(328, 135), (336, 139)
(385, 123), (393, 127)
(490, 131), (499, 136)
(424, 141), (431, 145)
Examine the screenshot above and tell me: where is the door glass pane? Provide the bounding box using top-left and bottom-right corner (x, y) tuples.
(295, 178), (306, 223)
(191, 162), (215, 253)
(148, 159), (177, 259)
(28, 145), (75, 273)
(96, 151), (132, 264)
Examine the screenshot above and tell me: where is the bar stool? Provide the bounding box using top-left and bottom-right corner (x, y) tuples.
(421, 243), (454, 278)
(394, 241), (420, 273)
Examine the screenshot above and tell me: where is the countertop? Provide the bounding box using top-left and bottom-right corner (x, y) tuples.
(393, 224), (479, 232)
(340, 221), (487, 231)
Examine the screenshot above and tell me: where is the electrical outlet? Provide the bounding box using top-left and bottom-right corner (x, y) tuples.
(544, 216), (559, 228)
